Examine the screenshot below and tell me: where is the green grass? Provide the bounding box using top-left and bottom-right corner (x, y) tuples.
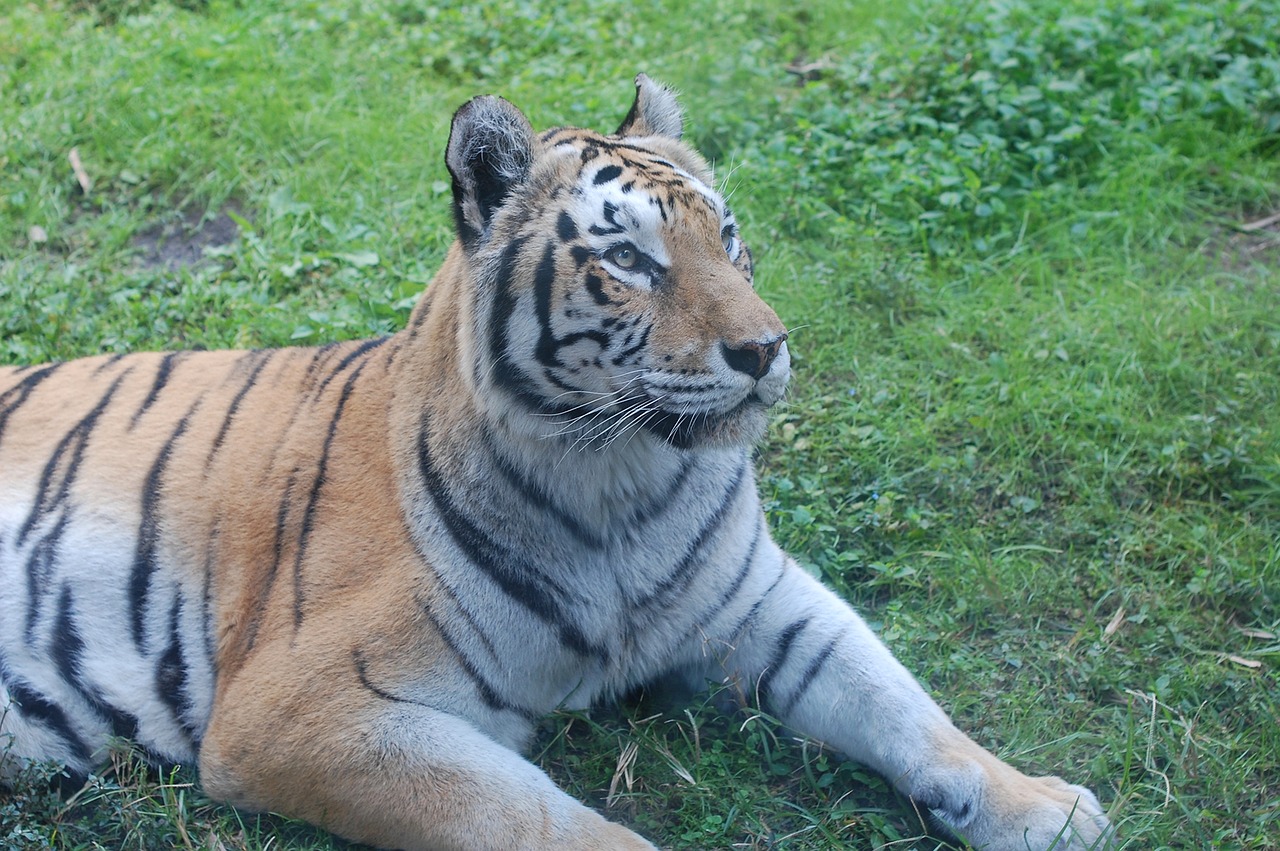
(2, 0), (1278, 848)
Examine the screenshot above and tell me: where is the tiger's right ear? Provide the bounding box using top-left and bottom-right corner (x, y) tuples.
(614, 73), (683, 140)
(445, 95), (535, 252)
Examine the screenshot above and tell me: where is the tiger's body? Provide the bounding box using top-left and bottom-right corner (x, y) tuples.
(0, 77), (1110, 850)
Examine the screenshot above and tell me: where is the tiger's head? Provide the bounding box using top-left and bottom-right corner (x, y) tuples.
(445, 74), (789, 450)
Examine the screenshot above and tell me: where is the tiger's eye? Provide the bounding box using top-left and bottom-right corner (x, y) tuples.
(721, 227), (736, 255)
(608, 244), (639, 270)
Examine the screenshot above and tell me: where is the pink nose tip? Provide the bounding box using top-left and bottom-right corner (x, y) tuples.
(721, 333), (787, 380)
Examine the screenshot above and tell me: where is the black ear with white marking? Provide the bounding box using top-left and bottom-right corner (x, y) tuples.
(614, 73), (684, 140)
(445, 95), (535, 252)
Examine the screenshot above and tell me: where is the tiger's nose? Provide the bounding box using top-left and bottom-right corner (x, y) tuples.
(721, 333), (787, 380)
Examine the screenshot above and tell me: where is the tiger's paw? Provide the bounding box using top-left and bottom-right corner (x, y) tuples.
(918, 759), (1112, 851)
(572, 822), (659, 851)
(565, 814), (660, 851)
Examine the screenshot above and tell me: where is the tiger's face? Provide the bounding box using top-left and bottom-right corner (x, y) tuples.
(453, 79), (790, 451)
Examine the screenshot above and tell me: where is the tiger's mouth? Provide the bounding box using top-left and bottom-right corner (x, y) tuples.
(640, 391), (774, 450)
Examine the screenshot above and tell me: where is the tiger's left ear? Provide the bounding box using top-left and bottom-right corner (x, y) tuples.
(446, 94), (535, 252)
(614, 73), (684, 140)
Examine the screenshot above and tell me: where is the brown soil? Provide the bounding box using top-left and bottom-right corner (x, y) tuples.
(132, 204), (241, 270)
(1212, 210), (1280, 278)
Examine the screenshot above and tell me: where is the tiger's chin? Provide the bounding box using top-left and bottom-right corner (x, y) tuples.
(644, 396), (773, 450)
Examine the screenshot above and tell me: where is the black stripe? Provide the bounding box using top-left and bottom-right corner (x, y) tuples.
(730, 561), (789, 641)
(99, 705), (144, 743)
(200, 521), (220, 675)
(5, 683), (91, 765)
(584, 271), (611, 305)
(0, 651), (91, 765)
(739, 241), (754, 277)
(382, 337), (405, 371)
(242, 468), (299, 654)
(92, 353), (127, 374)
(637, 460), (749, 607)
(628, 458), (694, 528)
(24, 514), (69, 644)
(682, 515), (764, 641)
(315, 336), (387, 397)
(556, 211), (578, 241)
(401, 515), (502, 664)
(155, 594), (196, 740)
(408, 289), (435, 335)
(488, 237), (553, 413)
(652, 193), (669, 223)
(300, 342), (342, 393)
(353, 649), (407, 703)
(484, 427), (604, 548)
(129, 408), (194, 650)
(52, 585), (84, 688)
(416, 415), (607, 663)
(451, 177), (481, 249)
(273, 473), (298, 576)
(587, 201), (626, 237)
(533, 242), (563, 370)
(757, 618), (811, 709)
(0, 363), (62, 449)
(52, 585), (143, 742)
(611, 324), (651, 366)
(485, 240), (579, 407)
(422, 584), (500, 663)
(776, 631), (844, 716)
(257, 373), (315, 489)
(292, 362), (365, 631)
(556, 329), (612, 350)
(539, 127), (574, 144)
(0, 363), (61, 404)
(418, 604), (538, 720)
(538, 365), (581, 396)
(531, 238), (618, 396)
(593, 164), (623, 185)
(17, 372), (128, 548)
(587, 137), (631, 155)
(206, 350), (274, 469)
(644, 376), (718, 394)
(130, 352), (180, 429)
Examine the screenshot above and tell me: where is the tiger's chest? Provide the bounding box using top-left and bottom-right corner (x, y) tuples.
(400, 438), (763, 711)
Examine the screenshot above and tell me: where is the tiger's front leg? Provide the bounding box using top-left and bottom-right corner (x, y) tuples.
(722, 561), (1112, 851)
(198, 645), (656, 851)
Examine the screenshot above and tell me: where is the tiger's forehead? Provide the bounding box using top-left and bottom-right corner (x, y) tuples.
(539, 129), (726, 224)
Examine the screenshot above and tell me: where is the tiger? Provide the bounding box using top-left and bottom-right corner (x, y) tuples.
(0, 75), (1111, 850)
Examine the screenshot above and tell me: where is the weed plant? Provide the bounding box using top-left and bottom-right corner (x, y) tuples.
(1, 0), (1277, 848)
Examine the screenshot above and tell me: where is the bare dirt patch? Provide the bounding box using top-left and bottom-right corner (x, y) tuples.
(1213, 210), (1280, 278)
(132, 205), (241, 271)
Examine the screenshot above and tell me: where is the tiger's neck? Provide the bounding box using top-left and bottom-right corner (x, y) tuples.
(389, 260), (742, 544)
